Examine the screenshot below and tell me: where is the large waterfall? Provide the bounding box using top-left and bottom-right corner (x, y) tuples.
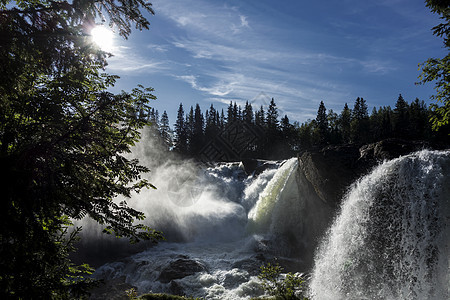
(85, 146), (450, 299)
(309, 150), (450, 300)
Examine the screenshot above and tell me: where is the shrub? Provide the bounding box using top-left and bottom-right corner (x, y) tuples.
(258, 262), (308, 300)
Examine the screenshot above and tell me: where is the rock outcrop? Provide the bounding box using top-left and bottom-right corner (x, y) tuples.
(298, 139), (433, 208)
(158, 257), (207, 283)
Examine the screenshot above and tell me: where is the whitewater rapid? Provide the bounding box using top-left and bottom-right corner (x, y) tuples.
(88, 149), (450, 299)
(92, 158), (300, 299)
(309, 150), (450, 300)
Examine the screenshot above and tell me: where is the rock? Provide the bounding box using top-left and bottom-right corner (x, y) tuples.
(254, 161), (279, 176)
(158, 258), (207, 283)
(241, 159), (279, 177)
(298, 139), (434, 208)
(298, 144), (371, 207)
(89, 276), (136, 300)
(169, 280), (185, 296)
(360, 138), (430, 161)
(241, 158), (258, 175)
(232, 255), (266, 276)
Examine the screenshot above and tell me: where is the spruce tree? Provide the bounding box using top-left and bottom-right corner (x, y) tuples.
(174, 103), (187, 154)
(160, 111), (171, 149)
(316, 101), (329, 144)
(350, 97), (369, 143)
(339, 103), (352, 143)
(191, 103), (204, 156)
(226, 101), (235, 126)
(205, 104), (219, 142)
(266, 98), (279, 131)
(393, 94), (410, 138)
(243, 101), (254, 125)
(186, 106), (195, 153)
(255, 105), (266, 128)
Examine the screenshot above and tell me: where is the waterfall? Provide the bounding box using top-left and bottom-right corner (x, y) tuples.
(247, 158), (298, 233)
(89, 157), (298, 299)
(309, 150), (450, 300)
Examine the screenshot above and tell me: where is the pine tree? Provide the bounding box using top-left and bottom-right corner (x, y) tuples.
(160, 111), (171, 149)
(205, 104), (219, 142)
(191, 103), (204, 156)
(350, 97), (369, 143)
(327, 109), (340, 144)
(339, 103), (352, 143)
(266, 98), (279, 131)
(243, 101), (254, 125)
(174, 103), (187, 153)
(149, 108), (160, 129)
(220, 109), (225, 131)
(186, 106), (195, 153)
(393, 94), (409, 138)
(255, 105), (265, 128)
(409, 98), (430, 140)
(316, 101), (329, 144)
(226, 101), (235, 126)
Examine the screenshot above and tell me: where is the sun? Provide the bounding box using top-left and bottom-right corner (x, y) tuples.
(90, 26), (114, 52)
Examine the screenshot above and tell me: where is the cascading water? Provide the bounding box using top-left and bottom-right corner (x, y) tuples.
(89, 157), (300, 299)
(309, 150), (450, 300)
(248, 158), (298, 233)
(82, 128), (450, 300)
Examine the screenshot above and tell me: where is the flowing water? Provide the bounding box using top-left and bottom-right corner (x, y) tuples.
(309, 150), (450, 300)
(85, 147), (450, 299)
(90, 157), (301, 299)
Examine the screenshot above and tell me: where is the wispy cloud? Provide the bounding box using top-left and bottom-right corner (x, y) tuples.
(175, 75), (237, 97)
(107, 46), (170, 74)
(116, 0), (441, 123)
(146, 44), (169, 53)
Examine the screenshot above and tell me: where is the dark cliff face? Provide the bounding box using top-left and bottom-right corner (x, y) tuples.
(298, 139), (436, 209)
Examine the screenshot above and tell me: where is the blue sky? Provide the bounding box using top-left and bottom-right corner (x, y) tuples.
(104, 0), (446, 125)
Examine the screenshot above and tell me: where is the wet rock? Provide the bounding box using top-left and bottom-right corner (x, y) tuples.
(298, 144), (370, 207)
(360, 138), (430, 161)
(158, 258), (207, 283)
(169, 280), (185, 296)
(241, 158), (258, 175)
(232, 255), (266, 276)
(298, 139), (433, 208)
(89, 276), (135, 300)
(241, 159), (279, 177)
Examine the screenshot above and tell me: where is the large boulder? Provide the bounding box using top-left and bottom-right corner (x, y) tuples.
(298, 144), (372, 208)
(360, 138), (430, 161)
(298, 139), (433, 208)
(89, 276), (135, 300)
(158, 257), (207, 283)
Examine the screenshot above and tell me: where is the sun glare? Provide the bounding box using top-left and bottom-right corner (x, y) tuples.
(90, 26), (114, 52)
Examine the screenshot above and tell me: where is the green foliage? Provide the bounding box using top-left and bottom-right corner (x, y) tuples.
(0, 0), (162, 298)
(126, 287), (139, 299)
(418, 0), (450, 133)
(258, 262), (308, 300)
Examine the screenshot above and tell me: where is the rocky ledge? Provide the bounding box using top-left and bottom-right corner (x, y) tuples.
(298, 138), (435, 208)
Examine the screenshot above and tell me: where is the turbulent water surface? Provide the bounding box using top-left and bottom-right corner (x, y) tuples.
(91, 158), (300, 299)
(86, 149), (449, 299)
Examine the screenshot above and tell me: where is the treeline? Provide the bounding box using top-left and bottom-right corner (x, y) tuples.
(147, 94), (449, 161)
